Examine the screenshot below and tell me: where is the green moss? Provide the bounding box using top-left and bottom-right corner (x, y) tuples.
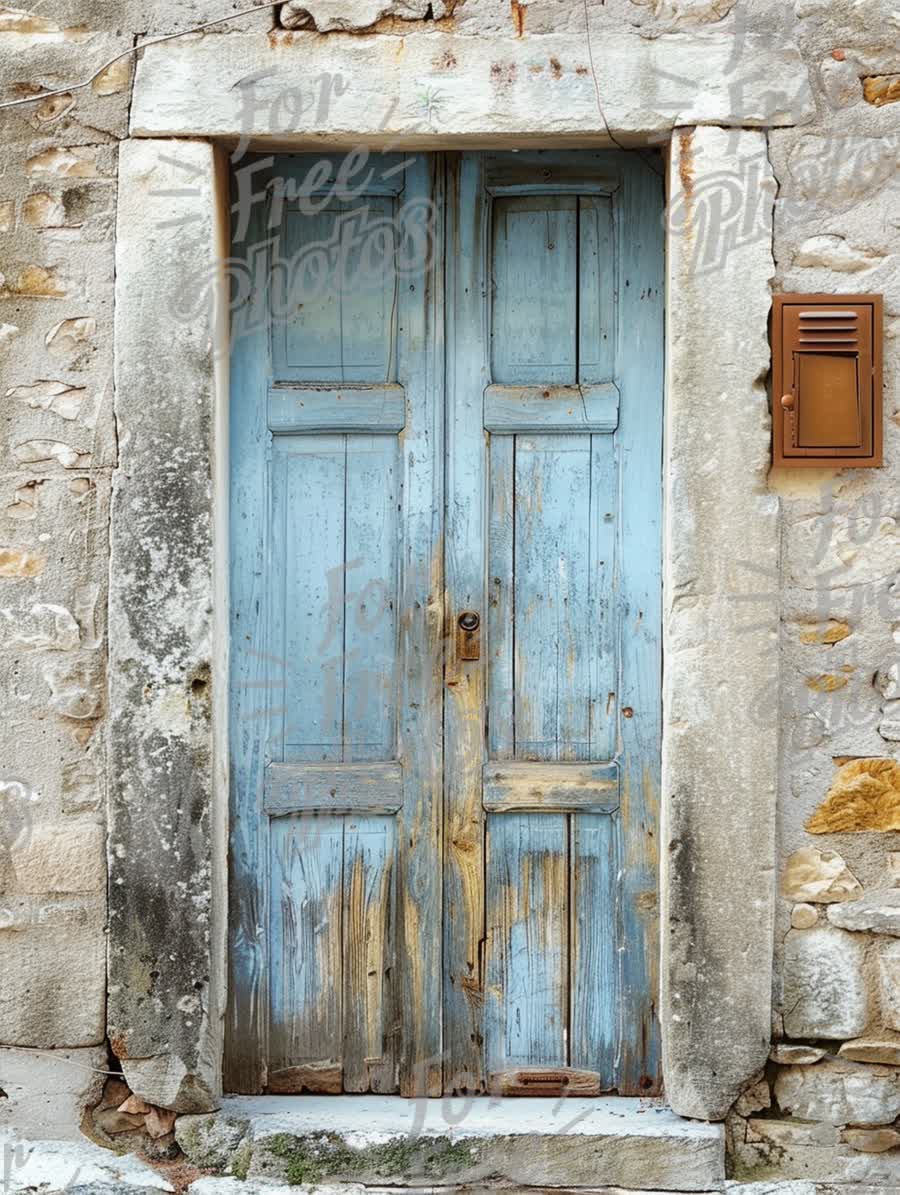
(265, 1131), (479, 1185)
(230, 1137), (253, 1181)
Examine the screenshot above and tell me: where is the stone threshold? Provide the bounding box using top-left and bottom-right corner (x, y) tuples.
(175, 1095), (726, 1192)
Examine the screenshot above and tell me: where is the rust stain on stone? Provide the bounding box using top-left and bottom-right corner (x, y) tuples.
(678, 128), (695, 202)
(864, 75), (900, 107)
(511, 0), (526, 36)
(549, 56), (562, 80)
(490, 62), (518, 87)
(807, 758), (900, 833)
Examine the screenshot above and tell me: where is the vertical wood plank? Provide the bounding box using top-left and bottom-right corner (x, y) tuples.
(484, 813), (568, 1072)
(615, 155), (665, 1095)
(571, 812), (619, 1079)
(343, 816), (397, 1092)
(514, 435), (592, 762)
(343, 436), (399, 763)
(268, 815), (344, 1079)
(281, 436), (346, 762)
(487, 434), (514, 760)
(579, 196), (616, 385)
(395, 154), (444, 1096)
(226, 154), (273, 1093)
(589, 433), (618, 763)
(444, 152), (489, 1091)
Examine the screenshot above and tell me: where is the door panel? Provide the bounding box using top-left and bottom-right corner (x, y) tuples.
(227, 153), (443, 1096)
(228, 150), (662, 1098)
(444, 151), (663, 1096)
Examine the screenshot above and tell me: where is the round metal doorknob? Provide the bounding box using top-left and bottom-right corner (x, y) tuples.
(458, 611), (480, 632)
(781, 393), (795, 410)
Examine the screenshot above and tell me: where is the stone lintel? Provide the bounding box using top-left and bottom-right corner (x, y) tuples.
(130, 29), (814, 143)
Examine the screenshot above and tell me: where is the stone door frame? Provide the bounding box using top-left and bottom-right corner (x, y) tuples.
(110, 36), (784, 1121)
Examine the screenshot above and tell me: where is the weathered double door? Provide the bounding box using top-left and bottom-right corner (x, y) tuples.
(228, 151), (663, 1098)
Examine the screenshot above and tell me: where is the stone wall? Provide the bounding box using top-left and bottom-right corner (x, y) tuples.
(0, 0), (898, 1185)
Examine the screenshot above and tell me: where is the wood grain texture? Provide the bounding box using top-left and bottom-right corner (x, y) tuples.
(444, 152), (490, 1091)
(571, 813), (619, 1081)
(268, 816), (343, 1077)
(265, 762), (402, 814)
(483, 384), (618, 433)
(229, 153), (442, 1095)
(484, 813), (568, 1072)
(394, 154), (444, 1095)
(343, 817), (397, 1091)
(613, 155), (664, 1095)
(226, 154), (273, 1093)
(483, 762), (619, 813)
(268, 385), (406, 433)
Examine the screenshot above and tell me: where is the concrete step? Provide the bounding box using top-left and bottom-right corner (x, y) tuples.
(176, 1095), (725, 1192)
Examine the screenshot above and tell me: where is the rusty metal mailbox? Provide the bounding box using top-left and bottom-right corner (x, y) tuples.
(773, 293), (883, 468)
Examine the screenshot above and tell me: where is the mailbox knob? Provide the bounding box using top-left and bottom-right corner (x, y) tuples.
(781, 393), (795, 410)
(458, 611), (480, 632)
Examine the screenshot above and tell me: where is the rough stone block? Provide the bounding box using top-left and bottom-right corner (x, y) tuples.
(775, 1059), (900, 1126)
(782, 926), (867, 1039)
(828, 890), (900, 935)
(782, 846), (862, 902)
(879, 939), (900, 1031)
(839, 1038), (900, 1065)
(0, 906), (105, 1046)
(0, 1044), (106, 1140)
(9, 822), (104, 894)
(808, 759), (900, 833)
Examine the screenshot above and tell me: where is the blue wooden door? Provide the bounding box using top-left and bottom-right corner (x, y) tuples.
(227, 151), (663, 1097)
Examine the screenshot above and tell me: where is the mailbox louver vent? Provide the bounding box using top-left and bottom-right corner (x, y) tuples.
(799, 310), (859, 348)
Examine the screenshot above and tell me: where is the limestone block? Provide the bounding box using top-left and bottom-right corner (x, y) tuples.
(8, 822), (104, 893)
(790, 903), (819, 928)
(880, 701), (900, 742)
(281, 0), (441, 29)
(808, 759), (900, 833)
(175, 1114), (251, 1171)
(843, 1127), (900, 1152)
(0, 1044), (106, 1140)
(793, 234), (886, 272)
(879, 940), (900, 1031)
(43, 657), (104, 720)
(0, 603), (80, 651)
(770, 1043), (826, 1065)
(130, 29), (814, 140)
(782, 846), (862, 902)
(0, 906), (105, 1046)
(0, 1136), (174, 1190)
(783, 926), (867, 1039)
(829, 890), (900, 935)
(660, 126), (779, 1124)
(775, 1059), (900, 1126)
(839, 1038), (900, 1066)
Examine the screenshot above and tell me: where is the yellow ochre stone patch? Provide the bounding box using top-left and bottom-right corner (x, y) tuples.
(807, 674), (849, 692)
(808, 759), (900, 833)
(799, 619), (851, 645)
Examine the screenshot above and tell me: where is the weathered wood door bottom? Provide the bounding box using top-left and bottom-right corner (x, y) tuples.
(227, 151), (664, 1097)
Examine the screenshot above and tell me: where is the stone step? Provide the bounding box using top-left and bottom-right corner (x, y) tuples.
(176, 1095), (725, 1192)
